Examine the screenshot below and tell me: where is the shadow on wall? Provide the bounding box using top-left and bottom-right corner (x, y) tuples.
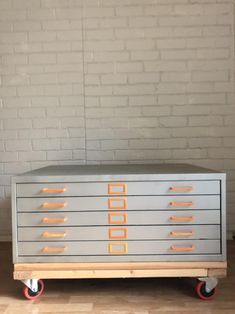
(0, 199), (12, 241)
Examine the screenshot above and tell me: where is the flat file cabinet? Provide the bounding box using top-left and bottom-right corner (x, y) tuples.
(11, 163), (227, 300)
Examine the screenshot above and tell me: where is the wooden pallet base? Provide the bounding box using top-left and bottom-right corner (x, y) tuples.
(14, 262), (227, 280)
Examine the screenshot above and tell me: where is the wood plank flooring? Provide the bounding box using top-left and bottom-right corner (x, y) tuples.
(0, 241), (234, 314)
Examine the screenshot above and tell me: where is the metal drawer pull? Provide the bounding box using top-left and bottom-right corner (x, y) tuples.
(170, 216), (194, 222)
(170, 201), (193, 207)
(42, 246), (66, 253)
(108, 212), (127, 225)
(42, 232), (66, 238)
(42, 202), (67, 208)
(170, 231), (194, 237)
(170, 245), (195, 251)
(108, 183), (127, 195)
(41, 188), (67, 193)
(42, 217), (67, 223)
(108, 198), (127, 210)
(169, 186), (193, 192)
(109, 227), (128, 239)
(108, 242), (128, 254)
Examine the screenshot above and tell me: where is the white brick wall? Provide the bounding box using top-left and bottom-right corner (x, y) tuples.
(0, 0), (234, 240)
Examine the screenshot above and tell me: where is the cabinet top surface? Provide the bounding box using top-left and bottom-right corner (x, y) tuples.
(14, 163), (223, 178)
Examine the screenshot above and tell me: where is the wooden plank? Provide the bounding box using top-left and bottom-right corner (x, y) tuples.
(208, 268), (227, 278)
(14, 261), (227, 271)
(14, 268), (210, 280)
(14, 261), (227, 280)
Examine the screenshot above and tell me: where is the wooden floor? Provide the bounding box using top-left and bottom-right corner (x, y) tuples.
(0, 242), (235, 314)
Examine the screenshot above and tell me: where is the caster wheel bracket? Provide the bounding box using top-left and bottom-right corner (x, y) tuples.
(198, 277), (218, 293)
(22, 279), (39, 293)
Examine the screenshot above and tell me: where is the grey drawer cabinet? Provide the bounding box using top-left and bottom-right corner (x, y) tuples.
(12, 164), (227, 300)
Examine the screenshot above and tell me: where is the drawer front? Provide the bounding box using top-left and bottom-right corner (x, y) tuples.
(18, 225), (220, 241)
(17, 180), (220, 197)
(17, 195), (220, 212)
(17, 239), (220, 256)
(17, 210), (221, 227)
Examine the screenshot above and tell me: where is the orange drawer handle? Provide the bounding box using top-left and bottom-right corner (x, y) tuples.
(170, 216), (194, 222)
(108, 212), (127, 225)
(42, 231), (67, 238)
(170, 231), (194, 237)
(108, 242), (128, 254)
(108, 198), (127, 210)
(109, 227), (128, 239)
(41, 188), (67, 193)
(170, 201), (193, 207)
(42, 246), (66, 253)
(108, 183), (127, 195)
(169, 186), (193, 192)
(42, 202), (67, 208)
(42, 217), (67, 223)
(170, 245), (195, 251)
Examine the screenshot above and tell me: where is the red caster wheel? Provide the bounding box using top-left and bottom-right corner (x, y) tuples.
(23, 279), (45, 300)
(196, 281), (216, 300)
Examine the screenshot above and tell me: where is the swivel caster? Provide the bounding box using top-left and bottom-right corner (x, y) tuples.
(23, 279), (45, 300)
(196, 279), (217, 300)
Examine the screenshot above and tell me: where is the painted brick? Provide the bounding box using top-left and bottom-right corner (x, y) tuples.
(0, 152), (18, 162)
(2, 55), (28, 65)
(43, 42), (71, 52)
(129, 96), (156, 106)
(3, 162), (31, 175)
(128, 73), (160, 84)
(33, 139), (61, 151)
(61, 138), (85, 149)
(33, 118), (60, 129)
(5, 140), (32, 151)
(129, 17), (157, 28)
(30, 73), (58, 85)
(18, 151), (46, 161)
(0, 0), (234, 240)
(87, 63), (115, 74)
(100, 96), (128, 107)
(144, 5), (173, 16)
(116, 62), (143, 73)
(192, 71), (229, 82)
(126, 39), (155, 51)
(4, 119), (32, 129)
(131, 51), (160, 61)
(83, 7), (114, 18)
(116, 6), (143, 17)
(18, 130), (46, 141)
(27, 9), (55, 20)
(18, 108), (45, 118)
(91, 52), (129, 63)
(101, 74), (127, 85)
(101, 140), (128, 150)
(159, 116), (187, 127)
(29, 53), (56, 64)
(84, 29), (114, 40)
(57, 30), (82, 41)
(84, 40), (124, 52)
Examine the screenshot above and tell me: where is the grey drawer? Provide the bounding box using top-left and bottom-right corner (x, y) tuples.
(18, 225), (220, 241)
(17, 195), (220, 212)
(17, 210), (221, 227)
(16, 180), (220, 197)
(18, 239), (220, 256)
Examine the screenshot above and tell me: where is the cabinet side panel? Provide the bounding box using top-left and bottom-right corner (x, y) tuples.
(11, 181), (18, 263)
(221, 175), (227, 260)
